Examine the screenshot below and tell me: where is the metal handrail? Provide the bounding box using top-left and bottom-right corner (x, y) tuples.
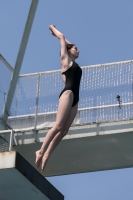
(8, 101), (133, 119)
(0, 129), (14, 151)
(19, 60), (133, 77)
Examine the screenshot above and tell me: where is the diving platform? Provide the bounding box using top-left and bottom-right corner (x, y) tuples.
(0, 151), (64, 200)
(13, 119), (133, 176)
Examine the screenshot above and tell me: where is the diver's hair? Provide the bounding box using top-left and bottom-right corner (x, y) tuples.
(66, 44), (75, 51)
(60, 44), (75, 56)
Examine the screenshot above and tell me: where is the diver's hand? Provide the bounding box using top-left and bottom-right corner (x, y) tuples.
(49, 25), (56, 36)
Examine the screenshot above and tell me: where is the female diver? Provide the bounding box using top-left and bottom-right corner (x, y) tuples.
(35, 25), (82, 171)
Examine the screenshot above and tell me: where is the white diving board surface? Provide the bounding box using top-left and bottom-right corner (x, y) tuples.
(0, 151), (64, 200)
(13, 119), (133, 176)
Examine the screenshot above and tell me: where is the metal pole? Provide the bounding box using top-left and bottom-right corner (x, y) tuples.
(9, 129), (14, 151)
(34, 74), (40, 141)
(34, 74), (40, 129)
(2, 0), (39, 121)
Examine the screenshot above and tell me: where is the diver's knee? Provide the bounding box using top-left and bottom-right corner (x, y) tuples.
(53, 123), (64, 132)
(61, 128), (69, 137)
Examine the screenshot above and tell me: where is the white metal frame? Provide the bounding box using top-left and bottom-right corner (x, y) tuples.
(0, 129), (14, 151)
(0, 54), (14, 72)
(19, 59), (133, 77)
(2, 0), (39, 122)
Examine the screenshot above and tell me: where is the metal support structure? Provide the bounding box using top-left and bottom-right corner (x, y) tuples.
(34, 74), (40, 128)
(0, 130), (14, 152)
(0, 117), (12, 130)
(2, 0), (39, 122)
(9, 129), (14, 151)
(0, 54), (14, 72)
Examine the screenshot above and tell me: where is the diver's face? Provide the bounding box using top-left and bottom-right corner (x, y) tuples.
(69, 46), (79, 58)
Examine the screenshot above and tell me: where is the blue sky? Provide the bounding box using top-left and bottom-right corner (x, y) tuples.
(0, 0), (133, 199)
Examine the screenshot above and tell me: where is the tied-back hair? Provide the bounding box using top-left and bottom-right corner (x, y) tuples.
(66, 44), (75, 51)
(60, 44), (75, 56)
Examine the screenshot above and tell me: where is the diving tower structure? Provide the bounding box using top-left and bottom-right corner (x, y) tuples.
(0, 1), (64, 199)
(0, 54), (133, 177)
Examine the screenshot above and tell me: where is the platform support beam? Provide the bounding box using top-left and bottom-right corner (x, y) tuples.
(2, 0), (39, 122)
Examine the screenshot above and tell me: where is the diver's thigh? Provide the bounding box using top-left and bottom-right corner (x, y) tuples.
(56, 90), (73, 126)
(63, 103), (78, 130)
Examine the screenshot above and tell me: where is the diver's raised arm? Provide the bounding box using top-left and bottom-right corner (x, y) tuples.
(49, 25), (71, 45)
(49, 25), (69, 60)
(65, 38), (71, 45)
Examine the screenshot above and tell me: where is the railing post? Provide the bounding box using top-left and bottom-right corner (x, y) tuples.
(34, 74), (40, 141)
(9, 129), (14, 151)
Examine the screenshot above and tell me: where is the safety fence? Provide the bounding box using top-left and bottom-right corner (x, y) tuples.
(0, 55), (133, 130)
(0, 54), (13, 117)
(6, 60), (133, 130)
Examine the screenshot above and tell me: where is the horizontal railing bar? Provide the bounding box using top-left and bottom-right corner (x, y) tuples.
(12, 118), (133, 132)
(19, 60), (133, 77)
(8, 102), (133, 119)
(19, 72), (41, 77)
(0, 130), (12, 134)
(78, 102), (133, 111)
(19, 70), (61, 77)
(81, 60), (133, 69)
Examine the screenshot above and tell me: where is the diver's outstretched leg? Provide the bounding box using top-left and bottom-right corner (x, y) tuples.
(35, 90), (73, 168)
(41, 103), (78, 171)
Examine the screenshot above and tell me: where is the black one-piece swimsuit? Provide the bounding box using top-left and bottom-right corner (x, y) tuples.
(59, 61), (82, 107)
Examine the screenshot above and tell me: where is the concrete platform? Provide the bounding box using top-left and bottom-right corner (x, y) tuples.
(0, 151), (64, 200)
(13, 119), (133, 176)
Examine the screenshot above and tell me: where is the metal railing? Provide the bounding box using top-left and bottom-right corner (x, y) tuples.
(0, 54), (133, 130)
(0, 130), (14, 152)
(8, 60), (133, 130)
(0, 54), (13, 117)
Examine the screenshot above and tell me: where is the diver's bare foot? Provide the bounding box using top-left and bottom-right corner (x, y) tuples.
(41, 154), (48, 172)
(35, 150), (43, 168)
